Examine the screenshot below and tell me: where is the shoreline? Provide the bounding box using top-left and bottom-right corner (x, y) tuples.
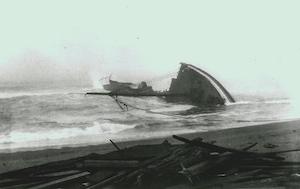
(0, 118), (293, 154)
(1, 119), (300, 174)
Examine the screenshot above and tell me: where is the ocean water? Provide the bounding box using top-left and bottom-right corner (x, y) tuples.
(0, 86), (299, 153)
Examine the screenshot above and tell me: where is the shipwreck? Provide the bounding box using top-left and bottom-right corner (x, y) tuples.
(87, 63), (235, 106)
(168, 63), (235, 105)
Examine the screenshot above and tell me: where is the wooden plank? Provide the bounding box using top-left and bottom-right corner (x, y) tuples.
(263, 149), (300, 155)
(240, 165), (300, 169)
(179, 152), (233, 181)
(86, 171), (127, 189)
(88, 150), (172, 188)
(172, 135), (283, 160)
(28, 172), (90, 189)
(35, 170), (81, 177)
(116, 150), (173, 183)
(2, 181), (44, 189)
(173, 135), (246, 154)
(83, 160), (140, 168)
(87, 171), (116, 183)
(242, 143), (258, 151)
(109, 139), (122, 151)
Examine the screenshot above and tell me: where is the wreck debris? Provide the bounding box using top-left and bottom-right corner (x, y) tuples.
(86, 170), (128, 189)
(83, 160), (140, 168)
(1, 136), (300, 189)
(29, 171), (90, 189)
(263, 143), (279, 149)
(109, 139), (122, 151)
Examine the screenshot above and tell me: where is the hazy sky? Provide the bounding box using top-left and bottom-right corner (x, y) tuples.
(0, 0), (299, 98)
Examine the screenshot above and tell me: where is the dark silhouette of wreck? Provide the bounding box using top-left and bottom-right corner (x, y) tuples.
(88, 63), (235, 106)
(168, 63), (235, 105)
(103, 80), (155, 95)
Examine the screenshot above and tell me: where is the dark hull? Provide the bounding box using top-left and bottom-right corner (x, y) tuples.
(98, 63), (235, 106)
(168, 63), (235, 105)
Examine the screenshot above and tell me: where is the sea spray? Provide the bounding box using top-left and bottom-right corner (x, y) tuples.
(0, 89), (297, 152)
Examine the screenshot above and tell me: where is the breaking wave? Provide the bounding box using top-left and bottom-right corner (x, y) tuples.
(0, 122), (136, 151)
(0, 87), (297, 152)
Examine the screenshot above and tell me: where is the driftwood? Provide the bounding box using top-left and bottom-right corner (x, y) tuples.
(109, 139), (122, 151)
(173, 135), (248, 153)
(86, 170), (115, 183)
(85, 148), (172, 188)
(2, 182), (44, 189)
(28, 172), (90, 189)
(83, 160), (140, 168)
(179, 152), (233, 183)
(242, 143), (258, 151)
(240, 165), (300, 169)
(2, 137), (300, 189)
(35, 170), (82, 177)
(86, 171), (128, 189)
(172, 135), (284, 160)
(116, 150), (173, 183)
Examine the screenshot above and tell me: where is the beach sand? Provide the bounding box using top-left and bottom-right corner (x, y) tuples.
(1, 119), (300, 175)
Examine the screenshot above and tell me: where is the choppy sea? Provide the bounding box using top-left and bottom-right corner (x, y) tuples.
(0, 85), (299, 153)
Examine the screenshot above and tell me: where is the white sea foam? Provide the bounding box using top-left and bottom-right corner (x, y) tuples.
(151, 104), (194, 113)
(0, 87), (92, 99)
(227, 98), (290, 106)
(226, 101), (252, 105)
(0, 90), (82, 99)
(0, 89), (298, 153)
(0, 91), (59, 99)
(0, 122), (136, 151)
(263, 99), (290, 104)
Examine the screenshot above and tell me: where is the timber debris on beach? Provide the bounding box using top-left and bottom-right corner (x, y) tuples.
(1, 135), (300, 189)
(86, 63), (235, 107)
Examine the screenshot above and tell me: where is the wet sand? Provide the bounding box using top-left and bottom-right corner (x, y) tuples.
(1, 119), (300, 174)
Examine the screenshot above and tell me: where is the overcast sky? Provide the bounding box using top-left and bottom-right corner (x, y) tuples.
(0, 0), (299, 98)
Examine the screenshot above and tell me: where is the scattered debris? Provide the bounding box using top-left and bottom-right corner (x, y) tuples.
(1, 136), (300, 189)
(109, 139), (122, 151)
(263, 143), (279, 149)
